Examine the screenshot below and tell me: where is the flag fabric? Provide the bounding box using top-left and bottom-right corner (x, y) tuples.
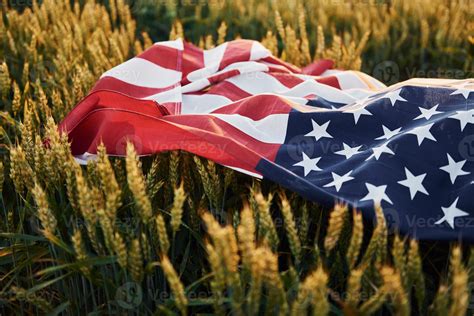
(60, 38), (474, 241)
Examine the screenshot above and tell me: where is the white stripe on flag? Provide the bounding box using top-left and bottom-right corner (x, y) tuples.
(145, 85), (182, 103)
(187, 43), (228, 82)
(101, 58), (181, 88)
(279, 80), (356, 104)
(250, 41), (271, 60)
(227, 72), (356, 104)
(211, 113), (288, 144)
(360, 72), (387, 89)
(204, 42), (227, 69)
(321, 70), (386, 90)
(181, 78), (211, 94)
(332, 72), (370, 90)
(218, 60), (268, 74)
(226, 71), (289, 94)
(181, 94), (233, 114)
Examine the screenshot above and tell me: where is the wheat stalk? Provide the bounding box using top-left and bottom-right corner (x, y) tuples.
(324, 203), (348, 253)
(170, 183), (186, 234)
(161, 256), (188, 315)
(126, 142), (152, 223)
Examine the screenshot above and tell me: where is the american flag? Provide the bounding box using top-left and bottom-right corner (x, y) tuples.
(60, 39), (474, 241)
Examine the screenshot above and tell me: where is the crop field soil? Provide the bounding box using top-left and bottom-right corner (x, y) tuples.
(0, 0), (473, 315)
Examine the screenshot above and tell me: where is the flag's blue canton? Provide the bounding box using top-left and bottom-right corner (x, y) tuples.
(256, 83), (474, 241)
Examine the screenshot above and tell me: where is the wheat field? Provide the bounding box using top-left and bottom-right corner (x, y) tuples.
(0, 0), (473, 315)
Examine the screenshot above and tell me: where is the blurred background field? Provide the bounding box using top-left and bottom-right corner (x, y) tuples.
(0, 0), (473, 315)
(133, 0), (473, 81)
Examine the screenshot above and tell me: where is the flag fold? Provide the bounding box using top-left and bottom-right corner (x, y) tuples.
(60, 38), (474, 241)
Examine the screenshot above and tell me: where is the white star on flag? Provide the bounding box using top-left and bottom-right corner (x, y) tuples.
(360, 183), (393, 204)
(381, 89), (407, 106)
(335, 143), (364, 159)
(450, 81), (473, 99)
(449, 110), (474, 131)
(435, 197), (469, 229)
(439, 154), (469, 184)
(343, 100), (372, 124)
(293, 152), (322, 176)
(414, 104), (442, 120)
(406, 123), (437, 146)
(397, 167), (428, 200)
(305, 119), (333, 141)
(324, 171), (354, 192)
(375, 125), (402, 141)
(366, 142), (395, 161)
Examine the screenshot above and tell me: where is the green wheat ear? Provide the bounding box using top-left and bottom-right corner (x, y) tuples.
(170, 182), (186, 234)
(449, 246), (469, 316)
(324, 203), (348, 253)
(155, 213), (170, 255)
(280, 193), (302, 263)
(126, 142), (152, 223)
(346, 209), (364, 268)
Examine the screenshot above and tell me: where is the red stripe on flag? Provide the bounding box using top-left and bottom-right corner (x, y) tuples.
(137, 45), (181, 71)
(211, 94), (292, 120)
(315, 76), (341, 89)
(269, 73), (305, 89)
(206, 81), (252, 102)
(59, 90), (166, 134)
(261, 56), (301, 73)
(218, 40), (252, 70)
(302, 59), (334, 76)
(61, 92), (280, 174)
(163, 114), (280, 162)
(181, 42), (204, 82)
(266, 64), (293, 74)
(208, 69), (241, 84)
